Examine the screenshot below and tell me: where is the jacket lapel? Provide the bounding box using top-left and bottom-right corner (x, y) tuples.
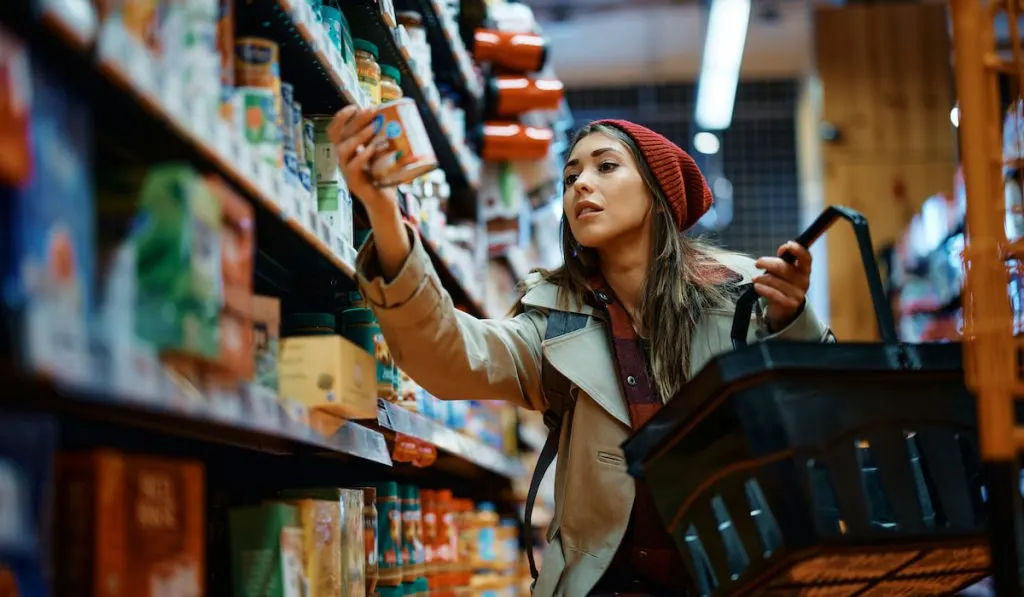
(542, 322), (631, 428)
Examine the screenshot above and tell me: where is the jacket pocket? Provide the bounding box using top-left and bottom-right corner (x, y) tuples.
(596, 450), (625, 467)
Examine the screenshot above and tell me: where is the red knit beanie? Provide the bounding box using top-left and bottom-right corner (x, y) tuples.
(590, 119), (713, 232)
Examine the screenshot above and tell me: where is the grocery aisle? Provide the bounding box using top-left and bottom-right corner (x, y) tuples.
(0, 0), (568, 594)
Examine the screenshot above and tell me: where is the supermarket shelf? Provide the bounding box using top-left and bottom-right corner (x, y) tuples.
(399, 0), (483, 105)
(244, 0), (367, 113)
(422, 237), (489, 318)
(1, 0), (360, 287)
(1, 371), (393, 466)
(341, 0), (481, 221)
(376, 399), (525, 480)
(2, 370), (525, 483)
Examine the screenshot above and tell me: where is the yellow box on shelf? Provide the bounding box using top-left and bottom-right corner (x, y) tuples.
(279, 333), (378, 429)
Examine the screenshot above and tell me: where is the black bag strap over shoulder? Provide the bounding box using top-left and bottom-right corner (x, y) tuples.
(525, 310), (590, 584)
(730, 206), (900, 350)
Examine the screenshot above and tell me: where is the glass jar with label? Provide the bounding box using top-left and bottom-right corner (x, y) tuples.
(380, 64), (403, 104)
(354, 38), (382, 105)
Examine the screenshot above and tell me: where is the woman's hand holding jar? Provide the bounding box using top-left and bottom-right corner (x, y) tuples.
(329, 105), (411, 279)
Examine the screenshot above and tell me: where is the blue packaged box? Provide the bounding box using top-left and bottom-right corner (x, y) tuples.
(2, 59), (95, 386)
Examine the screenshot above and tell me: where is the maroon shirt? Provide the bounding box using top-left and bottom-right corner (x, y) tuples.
(584, 280), (692, 597)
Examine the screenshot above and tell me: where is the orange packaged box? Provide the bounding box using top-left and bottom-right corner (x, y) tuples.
(218, 285), (254, 380)
(206, 174), (254, 291)
(55, 450), (205, 597)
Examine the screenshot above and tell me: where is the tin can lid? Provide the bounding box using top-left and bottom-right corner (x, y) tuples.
(376, 480), (399, 496)
(354, 38), (379, 58)
(283, 313), (336, 335)
(342, 307), (377, 325)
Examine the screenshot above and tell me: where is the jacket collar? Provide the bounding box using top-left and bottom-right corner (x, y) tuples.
(519, 272), (601, 317)
(542, 322), (632, 428)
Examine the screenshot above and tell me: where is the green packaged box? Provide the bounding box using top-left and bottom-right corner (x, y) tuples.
(101, 163), (223, 358)
(229, 502), (302, 597)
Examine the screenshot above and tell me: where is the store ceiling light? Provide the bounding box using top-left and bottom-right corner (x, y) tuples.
(694, 0), (751, 131)
(693, 131), (721, 155)
(950, 105), (960, 128)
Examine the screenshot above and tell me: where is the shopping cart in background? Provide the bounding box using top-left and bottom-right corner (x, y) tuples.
(622, 206), (993, 597)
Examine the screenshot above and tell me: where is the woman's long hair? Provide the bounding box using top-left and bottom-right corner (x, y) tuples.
(529, 123), (739, 401)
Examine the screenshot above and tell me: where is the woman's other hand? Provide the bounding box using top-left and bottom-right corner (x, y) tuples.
(753, 241), (812, 331)
(327, 105), (397, 216)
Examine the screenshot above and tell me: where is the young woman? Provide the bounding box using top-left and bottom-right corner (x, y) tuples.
(330, 107), (833, 597)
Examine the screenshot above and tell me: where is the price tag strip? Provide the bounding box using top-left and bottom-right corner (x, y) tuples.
(378, 398), (523, 479)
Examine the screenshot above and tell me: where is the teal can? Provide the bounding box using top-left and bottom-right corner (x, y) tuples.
(342, 307), (394, 395)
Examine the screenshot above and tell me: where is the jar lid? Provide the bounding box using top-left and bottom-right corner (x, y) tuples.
(354, 37), (382, 58)
(381, 64), (402, 84)
(478, 501), (496, 512)
(353, 38), (379, 58)
(283, 312), (336, 333)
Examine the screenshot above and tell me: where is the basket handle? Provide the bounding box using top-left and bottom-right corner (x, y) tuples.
(730, 206), (898, 349)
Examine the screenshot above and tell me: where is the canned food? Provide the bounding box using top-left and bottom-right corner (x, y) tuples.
(284, 149), (299, 183)
(303, 118), (316, 173)
(292, 101), (305, 165)
(238, 86), (280, 167)
(370, 98), (437, 187)
(312, 116), (340, 183)
(281, 82), (296, 153)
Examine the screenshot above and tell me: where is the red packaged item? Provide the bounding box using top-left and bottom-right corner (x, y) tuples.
(480, 122), (554, 161)
(0, 30), (32, 186)
(489, 76), (564, 117)
(56, 450), (205, 597)
(473, 29), (547, 73)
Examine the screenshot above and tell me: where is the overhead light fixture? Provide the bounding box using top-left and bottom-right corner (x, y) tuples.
(695, 0), (751, 131)
(950, 105), (960, 128)
(693, 131), (721, 155)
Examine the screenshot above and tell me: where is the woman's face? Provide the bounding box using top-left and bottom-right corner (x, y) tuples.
(562, 131), (653, 250)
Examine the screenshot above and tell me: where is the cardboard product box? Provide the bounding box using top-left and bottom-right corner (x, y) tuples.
(339, 488), (367, 597)
(3, 60), (96, 385)
(100, 163), (223, 359)
(245, 295), (282, 427)
(206, 174), (254, 292)
(217, 285), (254, 380)
(55, 450), (205, 597)
(279, 488), (366, 597)
(228, 502), (304, 597)
(279, 335), (377, 421)
(251, 295), (280, 394)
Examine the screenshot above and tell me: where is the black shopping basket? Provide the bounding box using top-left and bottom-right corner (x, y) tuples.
(621, 206), (991, 597)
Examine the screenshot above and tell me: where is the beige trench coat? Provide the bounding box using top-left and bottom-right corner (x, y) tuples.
(356, 224), (833, 597)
